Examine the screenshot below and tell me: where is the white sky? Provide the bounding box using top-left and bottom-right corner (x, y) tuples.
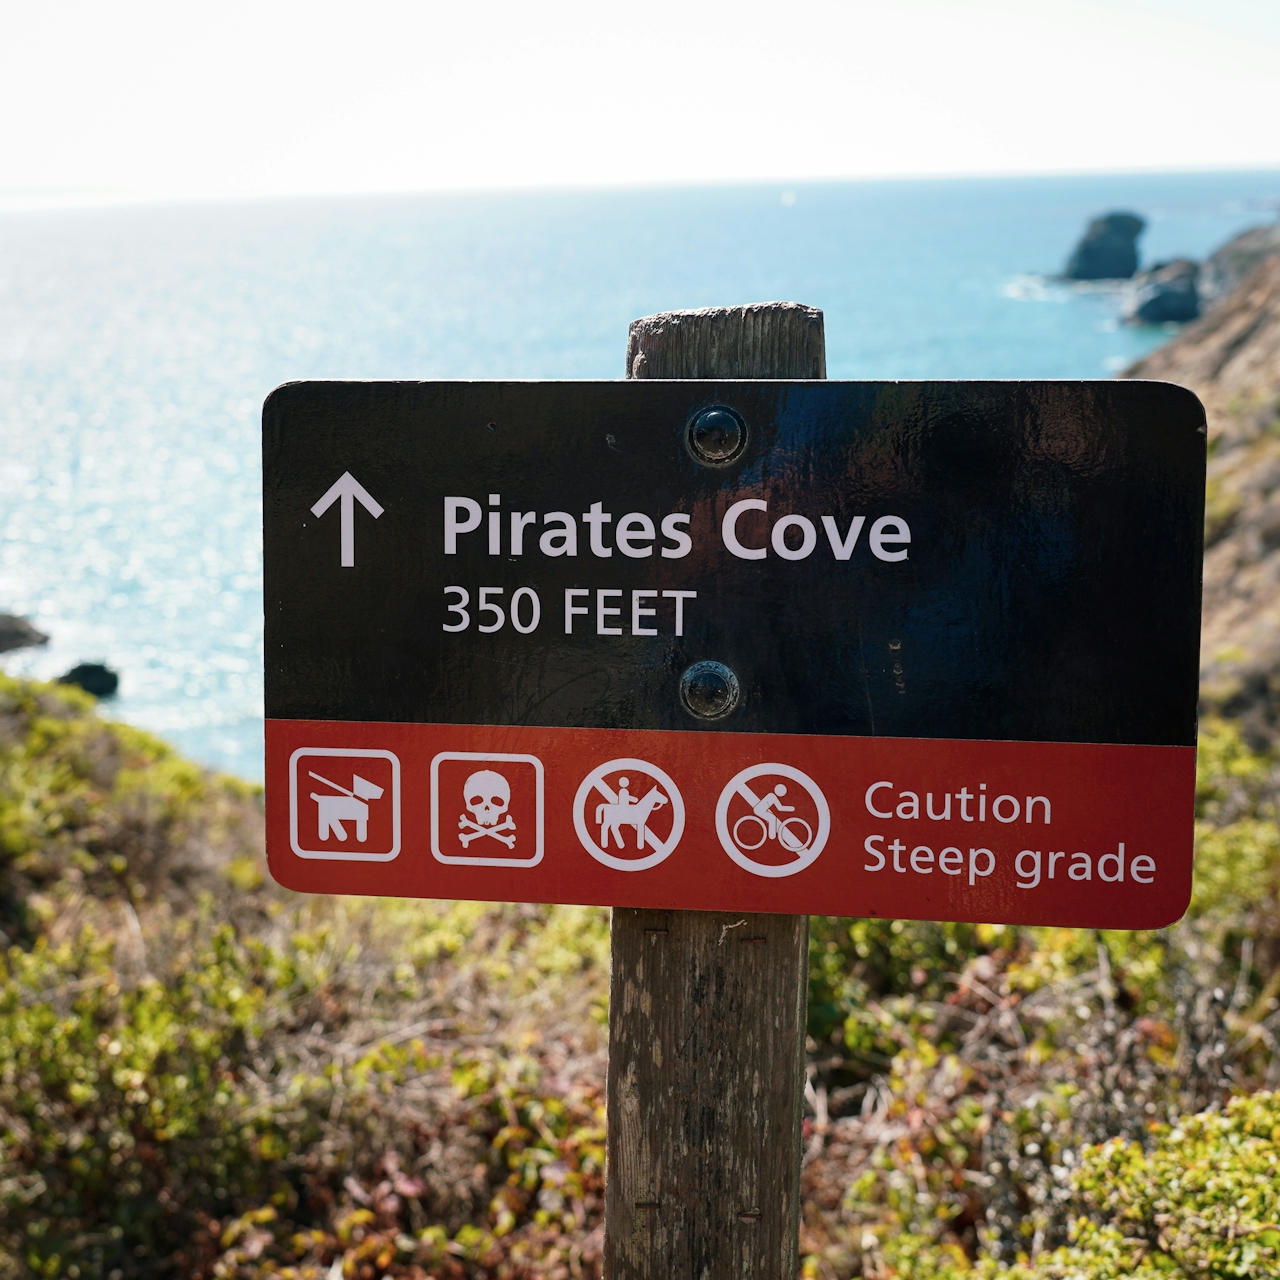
(1, 0), (1278, 202)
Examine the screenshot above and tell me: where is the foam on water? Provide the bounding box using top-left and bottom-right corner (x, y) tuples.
(0, 171), (1276, 780)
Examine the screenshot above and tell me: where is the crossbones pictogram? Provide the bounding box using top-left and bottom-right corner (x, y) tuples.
(457, 814), (517, 848)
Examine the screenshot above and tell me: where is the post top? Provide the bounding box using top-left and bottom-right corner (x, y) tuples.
(626, 302), (826, 380)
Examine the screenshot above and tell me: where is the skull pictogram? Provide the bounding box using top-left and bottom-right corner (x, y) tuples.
(464, 770), (510, 826)
(458, 770), (518, 849)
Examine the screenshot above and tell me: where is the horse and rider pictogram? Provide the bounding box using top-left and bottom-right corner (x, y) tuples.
(572, 758), (685, 872)
(595, 774), (669, 851)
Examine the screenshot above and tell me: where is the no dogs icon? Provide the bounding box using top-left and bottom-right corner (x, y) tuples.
(289, 747), (401, 862)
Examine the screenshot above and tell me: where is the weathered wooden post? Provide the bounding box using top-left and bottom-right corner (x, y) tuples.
(605, 302), (826, 1280)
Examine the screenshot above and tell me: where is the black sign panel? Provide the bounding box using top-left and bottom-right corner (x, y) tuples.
(263, 380), (1204, 747)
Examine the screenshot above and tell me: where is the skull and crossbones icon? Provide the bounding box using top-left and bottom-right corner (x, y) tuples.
(457, 769), (517, 848)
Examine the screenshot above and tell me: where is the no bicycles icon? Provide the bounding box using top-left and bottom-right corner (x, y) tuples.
(715, 763), (830, 878)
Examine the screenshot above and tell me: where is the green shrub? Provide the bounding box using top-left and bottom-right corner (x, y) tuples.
(0, 897), (611, 1278)
(1, 675), (1280, 1277)
(0, 922), (307, 1275)
(980, 1090), (1280, 1279)
(0, 674), (261, 943)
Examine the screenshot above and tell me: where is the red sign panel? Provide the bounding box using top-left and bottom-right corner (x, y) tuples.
(267, 718), (1194, 929)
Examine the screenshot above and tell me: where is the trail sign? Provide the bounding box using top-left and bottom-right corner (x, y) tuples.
(263, 379), (1205, 929)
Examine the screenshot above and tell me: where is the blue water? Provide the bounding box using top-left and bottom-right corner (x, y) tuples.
(0, 170), (1277, 780)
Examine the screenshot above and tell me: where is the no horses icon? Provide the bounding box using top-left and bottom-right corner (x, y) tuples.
(572, 757), (685, 872)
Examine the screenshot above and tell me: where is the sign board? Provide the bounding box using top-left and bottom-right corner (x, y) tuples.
(263, 380), (1205, 928)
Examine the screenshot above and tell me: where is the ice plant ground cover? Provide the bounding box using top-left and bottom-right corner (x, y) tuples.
(0, 674), (1278, 1277)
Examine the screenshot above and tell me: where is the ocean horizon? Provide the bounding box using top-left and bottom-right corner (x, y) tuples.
(1, 168), (1277, 780)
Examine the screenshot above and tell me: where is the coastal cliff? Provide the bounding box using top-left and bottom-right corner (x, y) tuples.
(1126, 244), (1280, 738)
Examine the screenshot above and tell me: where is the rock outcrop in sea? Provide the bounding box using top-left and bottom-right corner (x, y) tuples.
(1064, 210), (1146, 279)
(0, 615), (48, 653)
(58, 662), (119, 699)
(1124, 257), (1200, 324)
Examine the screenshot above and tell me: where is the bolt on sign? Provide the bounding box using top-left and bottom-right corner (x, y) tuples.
(263, 380), (1205, 929)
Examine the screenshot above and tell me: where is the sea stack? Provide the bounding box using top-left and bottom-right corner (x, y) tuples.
(1125, 258), (1200, 324)
(1065, 211), (1146, 280)
(0, 615), (49, 653)
(59, 663), (120, 698)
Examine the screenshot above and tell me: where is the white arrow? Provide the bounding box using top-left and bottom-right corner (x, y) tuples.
(311, 472), (384, 567)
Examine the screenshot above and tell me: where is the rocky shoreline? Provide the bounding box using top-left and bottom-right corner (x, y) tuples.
(1015, 205), (1280, 743)
(1062, 207), (1280, 327)
(0, 615), (121, 698)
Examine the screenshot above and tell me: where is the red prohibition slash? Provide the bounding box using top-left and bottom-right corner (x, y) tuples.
(266, 719), (1195, 930)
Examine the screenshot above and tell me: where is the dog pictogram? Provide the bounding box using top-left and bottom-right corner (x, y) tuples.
(309, 770), (384, 842)
(289, 748), (401, 862)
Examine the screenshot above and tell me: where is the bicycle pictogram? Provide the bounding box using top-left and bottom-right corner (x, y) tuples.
(731, 782), (814, 854)
(715, 763), (830, 878)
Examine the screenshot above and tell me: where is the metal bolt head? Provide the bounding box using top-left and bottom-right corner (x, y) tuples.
(679, 661), (741, 720)
(685, 405), (747, 467)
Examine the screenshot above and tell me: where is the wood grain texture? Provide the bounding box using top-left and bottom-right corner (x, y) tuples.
(625, 303), (826, 381)
(605, 910), (810, 1280)
(605, 301), (821, 1279)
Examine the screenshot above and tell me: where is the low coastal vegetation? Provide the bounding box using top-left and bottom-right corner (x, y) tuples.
(0, 674), (1277, 1279)
(5, 227), (1280, 1277)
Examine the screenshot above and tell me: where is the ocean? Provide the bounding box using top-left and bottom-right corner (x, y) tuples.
(0, 170), (1277, 781)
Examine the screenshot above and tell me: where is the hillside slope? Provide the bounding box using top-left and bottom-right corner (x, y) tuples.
(1126, 250), (1280, 738)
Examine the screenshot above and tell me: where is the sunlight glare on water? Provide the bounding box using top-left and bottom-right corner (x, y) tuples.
(0, 171), (1276, 779)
